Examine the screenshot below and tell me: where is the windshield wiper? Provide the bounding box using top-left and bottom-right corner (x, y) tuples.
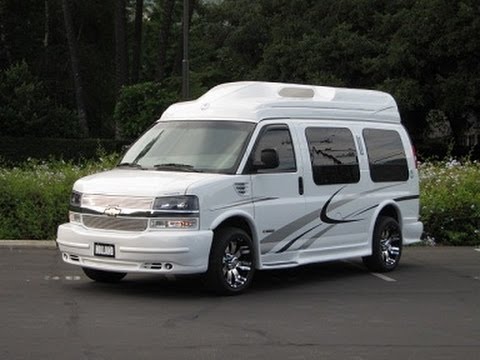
(117, 162), (146, 170)
(153, 163), (203, 172)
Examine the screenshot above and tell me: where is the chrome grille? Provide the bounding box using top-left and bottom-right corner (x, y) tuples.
(83, 215), (148, 232)
(82, 195), (154, 210)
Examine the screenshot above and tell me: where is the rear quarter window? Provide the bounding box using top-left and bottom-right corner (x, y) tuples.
(363, 128), (408, 182)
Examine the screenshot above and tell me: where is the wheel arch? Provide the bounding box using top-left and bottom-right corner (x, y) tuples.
(210, 211), (260, 268)
(368, 201), (403, 247)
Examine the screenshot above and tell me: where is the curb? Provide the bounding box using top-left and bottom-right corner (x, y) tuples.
(0, 240), (57, 249)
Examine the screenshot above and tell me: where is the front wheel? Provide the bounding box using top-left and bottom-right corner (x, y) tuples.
(82, 267), (127, 283)
(363, 216), (402, 272)
(206, 227), (255, 295)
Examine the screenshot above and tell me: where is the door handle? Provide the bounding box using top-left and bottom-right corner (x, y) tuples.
(298, 176), (304, 195)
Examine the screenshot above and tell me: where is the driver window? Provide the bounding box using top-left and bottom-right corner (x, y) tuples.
(249, 125), (297, 174)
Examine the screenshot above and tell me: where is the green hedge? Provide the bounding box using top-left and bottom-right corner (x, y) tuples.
(419, 159), (480, 246)
(0, 157), (479, 244)
(0, 155), (119, 240)
(0, 137), (129, 164)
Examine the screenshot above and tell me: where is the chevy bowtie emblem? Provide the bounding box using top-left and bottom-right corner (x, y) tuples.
(104, 206), (121, 217)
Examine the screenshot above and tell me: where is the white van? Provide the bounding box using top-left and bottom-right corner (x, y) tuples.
(57, 81), (423, 294)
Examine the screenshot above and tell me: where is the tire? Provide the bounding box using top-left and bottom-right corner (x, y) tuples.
(82, 267), (127, 283)
(206, 227), (255, 295)
(363, 216), (402, 272)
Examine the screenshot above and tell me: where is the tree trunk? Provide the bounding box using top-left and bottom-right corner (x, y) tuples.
(44, 0), (49, 48)
(173, 0), (195, 76)
(114, 0), (129, 139)
(156, 0), (176, 82)
(115, 0), (129, 90)
(131, 0), (144, 83)
(62, 0), (89, 138)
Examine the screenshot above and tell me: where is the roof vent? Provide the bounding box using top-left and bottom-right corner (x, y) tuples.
(278, 87), (315, 98)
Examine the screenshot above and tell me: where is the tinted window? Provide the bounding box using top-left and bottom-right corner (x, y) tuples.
(249, 125), (296, 173)
(305, 127), (360, 185)
(363, 129), (408, 182)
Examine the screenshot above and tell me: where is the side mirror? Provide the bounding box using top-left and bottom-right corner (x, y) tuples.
(261, 148), (279, 169)
(251, 148), (279, 171)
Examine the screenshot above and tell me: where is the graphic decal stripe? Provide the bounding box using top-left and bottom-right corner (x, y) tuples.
(320, 187), (362, 224)
(212, 196), (278, 211)
(298, 225), (336, 250)
(261, 184), (408, 254)
(394, 195), (420, 202)
(276, 224), (322, 253)
(273, 184), (403, 253)
(260, 210), (320, 254)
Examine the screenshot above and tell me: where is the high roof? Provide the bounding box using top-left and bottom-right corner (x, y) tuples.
(160, 81), (400, 123)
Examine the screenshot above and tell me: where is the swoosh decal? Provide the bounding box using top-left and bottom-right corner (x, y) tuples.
(320, 187), (362, 224)
(261, 184), (407, 254)
(276, 224), (322, 253)
(394, 195), (420, 202)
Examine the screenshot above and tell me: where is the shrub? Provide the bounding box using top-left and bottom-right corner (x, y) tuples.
(0, 154), (119, 240)
(1, 156), (479, 244)
(420, 159), (480, 245)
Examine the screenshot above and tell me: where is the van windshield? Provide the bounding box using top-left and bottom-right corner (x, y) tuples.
(119, 120), (255, 174)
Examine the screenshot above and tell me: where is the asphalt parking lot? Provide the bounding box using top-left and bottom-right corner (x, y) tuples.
(0, 245), (479, 360)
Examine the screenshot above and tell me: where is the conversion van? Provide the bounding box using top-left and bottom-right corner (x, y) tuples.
(57, 81), (423, 294)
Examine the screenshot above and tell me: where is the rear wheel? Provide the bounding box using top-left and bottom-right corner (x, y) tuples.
(363, 216), (402, 272)
(82, 267), (127, 283)
(206, 227), (255, 295)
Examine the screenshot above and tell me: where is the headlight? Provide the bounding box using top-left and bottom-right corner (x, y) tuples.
(70, 191), (82, 207)
(153, 195), (199, 212)
(149, 218), (198, 230)
(151, 196), (199, 230)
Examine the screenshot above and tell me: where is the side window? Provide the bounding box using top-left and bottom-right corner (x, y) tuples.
(305, 127), (360, 185)
(363, 128), (408, 182)
(249, 125), (296, 173)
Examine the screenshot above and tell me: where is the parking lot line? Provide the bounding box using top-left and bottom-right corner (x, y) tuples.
(475, 248), (480, 252)
(343, 260), (397, 282)
(370, 272), (397, 282)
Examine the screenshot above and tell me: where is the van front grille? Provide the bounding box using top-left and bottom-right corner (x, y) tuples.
(82, 195), (154, 210)
(82, 215), (148, 232)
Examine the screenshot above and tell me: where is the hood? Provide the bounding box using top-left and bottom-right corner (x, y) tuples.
(73, 169), (221, 197)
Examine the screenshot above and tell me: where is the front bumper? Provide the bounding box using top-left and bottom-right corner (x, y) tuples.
(57, 223), (213, 274)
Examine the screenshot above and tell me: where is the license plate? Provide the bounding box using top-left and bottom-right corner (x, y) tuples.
(94, 243), (115, 258)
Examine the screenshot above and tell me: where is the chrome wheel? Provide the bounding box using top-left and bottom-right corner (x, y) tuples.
(379, 225), (401, 267)
(207, 227), (255, 295)
(363, 216), (403, 272)
(222, 238), (253, 289)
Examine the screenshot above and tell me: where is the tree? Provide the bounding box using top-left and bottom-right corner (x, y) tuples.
(114, 0), (129, 90)
(62, 0), (89, 138)
(0, 61), (79, 138)
(131, 0), (144, 83)
(156, 0), (176, 82)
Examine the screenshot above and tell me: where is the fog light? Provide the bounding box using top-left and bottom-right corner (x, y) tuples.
(69, 212), (82, 224)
